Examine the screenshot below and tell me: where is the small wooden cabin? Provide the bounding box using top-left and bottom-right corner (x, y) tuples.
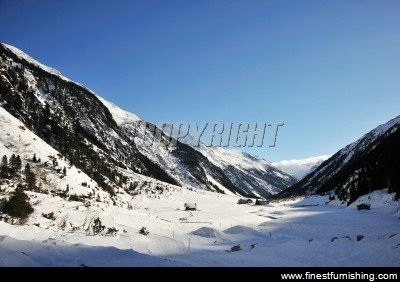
(357, 203), (370, 210)
(237, 198), (253, 204)
(184, 203), (197, 211)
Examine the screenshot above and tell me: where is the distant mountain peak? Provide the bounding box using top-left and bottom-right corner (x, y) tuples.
(272, 155), (331, 180)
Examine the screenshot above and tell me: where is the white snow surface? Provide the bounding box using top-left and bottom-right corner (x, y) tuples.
(272, 155), (331, 180)
(0, 185), (398, 266)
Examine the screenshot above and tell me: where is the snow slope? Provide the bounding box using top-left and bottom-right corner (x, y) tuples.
(97, 96), (140, 125)
(0, 106), (110, 199)
(0, 235), (182, 267)
(272, 155), (331, 180)
(0, 186), (398, 266)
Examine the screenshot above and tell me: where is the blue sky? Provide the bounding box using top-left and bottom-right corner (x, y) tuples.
(1, 0), (399, 162)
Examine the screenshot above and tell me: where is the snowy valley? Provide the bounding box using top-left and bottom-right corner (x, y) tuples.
(1, 185), (399, 266)
(0, 43), (399, 267)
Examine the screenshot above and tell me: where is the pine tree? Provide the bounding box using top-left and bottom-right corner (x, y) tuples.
(1, 155), (8, 177)
(1, 155), (8, 169)
(24, 163), (36, 191)
(44, 102), (51, 117)
(63, 166), (67, 176)
(24, 163), (31, 178)
(2, 185), (34, 219)
(9, 154), (16, 174)
(92, 217), (105, 235)
(32, 154), (37, 163)
(15, 155), (22, 172)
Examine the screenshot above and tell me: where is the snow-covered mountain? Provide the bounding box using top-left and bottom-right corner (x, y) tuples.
(184, 144), (296, 197)
(99, 97), (296, 198)
(272, 155), (331, 180)
(278, 116), (400, 204)
(0, 43), (294, 198)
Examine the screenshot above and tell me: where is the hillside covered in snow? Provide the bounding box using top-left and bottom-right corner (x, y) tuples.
(278, 116), (400, 204)
(0, 43), (295, 199)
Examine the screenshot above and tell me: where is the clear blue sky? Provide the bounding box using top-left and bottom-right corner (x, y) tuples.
(1, 0), (399, 162)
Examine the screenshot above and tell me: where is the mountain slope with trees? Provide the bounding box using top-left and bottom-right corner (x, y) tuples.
(0, 43), (294, 198)
(278, 116), (400, 204)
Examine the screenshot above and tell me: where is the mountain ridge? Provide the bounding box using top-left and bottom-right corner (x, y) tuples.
(277, 115), (400, 203)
